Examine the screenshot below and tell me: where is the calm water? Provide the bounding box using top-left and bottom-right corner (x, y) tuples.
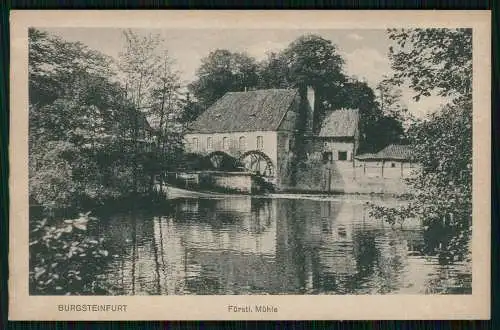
(96, 196), (471, 295)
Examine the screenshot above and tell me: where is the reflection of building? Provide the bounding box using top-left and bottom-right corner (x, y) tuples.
(170, 198), (280, 294)
(101, 196), (438, 295)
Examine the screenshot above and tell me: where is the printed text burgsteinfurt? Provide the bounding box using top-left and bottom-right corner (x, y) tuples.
(228, 305), (278, 313)
(58, 304), (127, 312)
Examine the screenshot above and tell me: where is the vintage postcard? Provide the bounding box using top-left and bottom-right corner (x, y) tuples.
(9, 10), (491, 320)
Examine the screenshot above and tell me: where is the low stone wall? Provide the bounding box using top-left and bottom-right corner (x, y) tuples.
(198, 171), (254, 193)
(281, 159), (418, 195)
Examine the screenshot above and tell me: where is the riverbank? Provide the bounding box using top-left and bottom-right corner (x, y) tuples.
(157, 182), (413, 203)
(30, 192), (173, 222)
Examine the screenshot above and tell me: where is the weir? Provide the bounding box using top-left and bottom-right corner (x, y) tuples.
(154, 170), (274, 196)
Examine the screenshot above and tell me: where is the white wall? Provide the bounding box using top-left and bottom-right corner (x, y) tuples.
(185, 131), (278, 168)
(353, 160), (421, 179)
(308, 139), (356, 162)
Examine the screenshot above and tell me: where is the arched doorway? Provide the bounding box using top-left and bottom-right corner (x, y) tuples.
(207, 151), (238, 171)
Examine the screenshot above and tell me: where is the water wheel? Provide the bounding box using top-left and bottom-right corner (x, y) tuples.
(239, 150), (274, 177)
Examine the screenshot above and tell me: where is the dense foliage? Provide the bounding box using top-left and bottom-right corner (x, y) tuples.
(371, 28), (473, 262)
(388, 28), (472, 100)
(29, 28), (184, 294)
(29, 28), (184, 209)
(188, 49), (259, 110)
(29, 213), (111, 295)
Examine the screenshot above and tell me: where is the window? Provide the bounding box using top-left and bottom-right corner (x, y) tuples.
(239, 136), (246, 151)
(223, 137), (229, 150)
(192, 137), (199, 151)
(391, 162), (396, 168)
(207, 137), (213, 150)
(338, 151), (347, 161)
(257, 136), (263, 150)
(322, 152), (332, 163)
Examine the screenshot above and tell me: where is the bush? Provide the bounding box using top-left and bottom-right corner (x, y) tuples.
(369, 98), (472, 263)
(29, 212), (112, 295)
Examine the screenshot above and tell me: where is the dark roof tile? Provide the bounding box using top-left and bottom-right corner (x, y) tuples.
(318, 109), (359, 137)
(187, 89), (298, 133)
(356, 144), (413, 161)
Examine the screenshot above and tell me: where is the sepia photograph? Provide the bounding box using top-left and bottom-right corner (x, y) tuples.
(9, 10), (490, 320)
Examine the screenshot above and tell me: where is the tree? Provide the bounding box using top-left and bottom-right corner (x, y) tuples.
(189, 49), (259, 109)
(257, 51), (292, 89)
(29, 28), (162, 208)
(375, 78), (408, 119)
(180, 93), (205, 123)
(371, 28), (473, 263)
(331, 79), (381, 152)
(370, 78), (408, 149)
(257, 34), (402, 152)
(28, 29), (146, 294)
(118, 30), (185, 191)
(258, 34), (345, 133)
(282, 34), (344, 88)
(388, 28), (472, 100)
(149, 56), (185, 185)
(29, 29), (131, 207)
(29, 28), (115, 107)
(118, 30), (163, 193)
(118, 30), (164, 110)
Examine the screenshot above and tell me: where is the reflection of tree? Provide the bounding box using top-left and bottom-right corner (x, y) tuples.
(424, 263), (472, 294)
(353, 230), (380, 276)
(131, 212), (137, 295)
(95, 196), (471, 295)
(340, 229), (381, 293)
(373, 231), (407, 294)
(249, 198), (272, 234)
(421, 221), (469, 265)
(274, 199), (308, 293)
(151, 216), (161, 294)
(156, 216), (167, 291)
(286, 200), (307, 289)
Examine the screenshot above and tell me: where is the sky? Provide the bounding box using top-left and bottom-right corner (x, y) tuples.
(42, 27), (447, 117)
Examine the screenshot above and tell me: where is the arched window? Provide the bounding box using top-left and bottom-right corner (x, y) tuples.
(256, 136), (263, 150)
(207, 137), (213, 150)
(192, 137), (199, 151)
(239, 136), (246, 150)
(223, 137), (229, 150)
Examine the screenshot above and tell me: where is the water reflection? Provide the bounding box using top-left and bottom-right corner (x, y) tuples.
(97, 196), (471, 295)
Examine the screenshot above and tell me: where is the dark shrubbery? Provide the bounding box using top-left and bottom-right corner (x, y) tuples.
(29, 213), (112, 295)
(370, 29), (473, 263)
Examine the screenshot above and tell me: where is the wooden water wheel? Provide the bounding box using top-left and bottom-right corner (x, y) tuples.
(239, 150), (275, 177)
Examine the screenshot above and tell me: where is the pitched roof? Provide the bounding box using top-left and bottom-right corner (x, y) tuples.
(356, 144), (413, 161)
(318, 109), (359, 137)
(187, 89), (298, 133)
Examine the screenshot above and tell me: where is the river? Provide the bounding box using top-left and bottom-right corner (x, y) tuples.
(95, 195), (471, 295)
